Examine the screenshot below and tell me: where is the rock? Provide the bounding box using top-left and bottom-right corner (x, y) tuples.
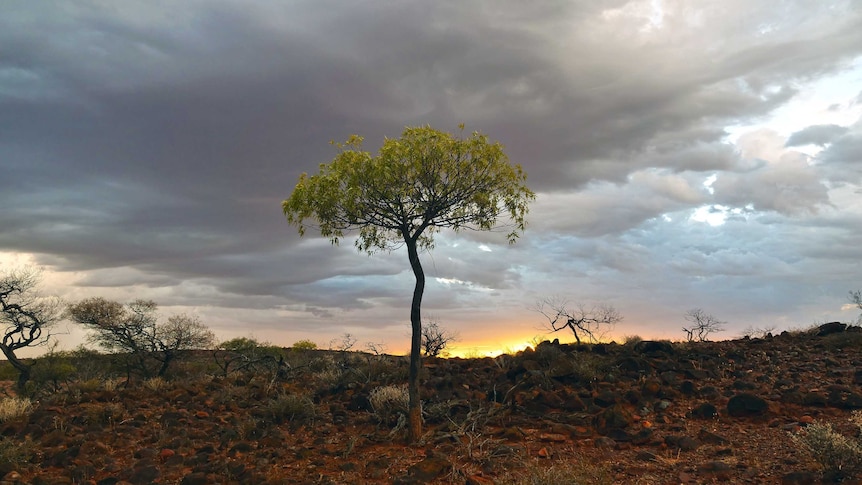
(698, 428), (730, 445)
(802, 392), (827, 406)
(665, 435), (700, 451)
(636, 450), (658, 462)
(594, 390), (618, 407)
(406, 453), (451, 482)
(595, 404), (633, 434)
(594, 437), (616, 448)
(680, 380), (696, 395)
(129, 465), (160, 485)
(690, 403), (718, 419)
(727, 393), (769, 417)
(781, 471), (819, 484)
(634, 340), (674, 355)
(817, 322), (847, 336)
(698, 461), (733, 481)
(180, 473), (209, 485)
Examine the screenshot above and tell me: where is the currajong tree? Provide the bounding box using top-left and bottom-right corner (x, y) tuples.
(283, 125), (534, 441)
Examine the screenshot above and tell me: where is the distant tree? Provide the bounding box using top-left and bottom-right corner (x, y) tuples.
(214, 337), (283, 377)
(68, 298), (215, 379)
(421, 319), (458, 357)
(850, 290), (862, 323)
(0, 268), (61, 391)
(536, 297), (622, 345)
(283, 125), (534, 441)
(292, 339), (318, 351)
(682, 308), (725, 342)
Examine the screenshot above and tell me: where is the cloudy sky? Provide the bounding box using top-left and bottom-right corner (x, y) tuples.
(3, 1), (862, 356)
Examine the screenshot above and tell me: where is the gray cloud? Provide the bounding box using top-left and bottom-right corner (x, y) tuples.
(2, 1), (862, 349)
(786, 124), (850, 147)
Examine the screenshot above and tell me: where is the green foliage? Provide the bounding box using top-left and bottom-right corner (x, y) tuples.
(29, 343), (77, 394)
(0, 436), (36, 476)
(215, 337), (272, 376)
(283, 124), (534, 441)
(283, 125), (534, 252)
(292, 339), (318, 350)
(792, 412), (862, 479)
(68, 298), (216, 379)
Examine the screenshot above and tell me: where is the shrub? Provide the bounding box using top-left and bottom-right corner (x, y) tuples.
(0, 397), (33, 423)
(265, 392), (316, 425)
(369, 385), (410, 425)
(292, 339), (318, 351)
(792, 411), (862, 479)
(0, 436), (36, 475)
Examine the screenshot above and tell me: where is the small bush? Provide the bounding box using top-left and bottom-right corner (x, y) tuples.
(143, 377), (169, 392)
(265, 392), (316, 425)
(792, 412), (862, 479)
(0, 436), (36, 475)
(369, 385), (409, 425)
(0, 397), (34, 423)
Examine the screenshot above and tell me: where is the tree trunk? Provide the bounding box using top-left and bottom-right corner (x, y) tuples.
(405, 237), (425, 442)
(0, 344), (32, 392)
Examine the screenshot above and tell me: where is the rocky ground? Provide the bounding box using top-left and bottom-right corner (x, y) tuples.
(2, 323), (862, 484)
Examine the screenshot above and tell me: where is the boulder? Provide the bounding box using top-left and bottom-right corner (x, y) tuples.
(727, 393), (769, 417)
(817, 321), (847, 336)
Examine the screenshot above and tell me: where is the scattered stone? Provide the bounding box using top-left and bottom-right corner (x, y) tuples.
(690, 403), (718, 419)
(727, 393), (769, 417)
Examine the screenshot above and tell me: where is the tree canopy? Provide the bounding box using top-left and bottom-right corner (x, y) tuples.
(283, 125), (533, 252)
(283, 125), (534, 441)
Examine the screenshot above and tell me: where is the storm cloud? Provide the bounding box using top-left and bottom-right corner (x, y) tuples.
(2, 1), (862, 352)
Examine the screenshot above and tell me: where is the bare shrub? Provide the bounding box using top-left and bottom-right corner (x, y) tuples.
(369, 385), (409, 426)
(682, 309), (725, 342)
(535, 297), (622, 344)
(792, 412), (862, 479)
(421, 319), (458, 357)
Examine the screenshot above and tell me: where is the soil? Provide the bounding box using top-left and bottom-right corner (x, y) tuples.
(2, 324), (862, 484)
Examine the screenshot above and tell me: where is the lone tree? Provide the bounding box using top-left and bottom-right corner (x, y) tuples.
(682, 308), (725, 342)
(421, 319), (459, 358)
(536, 297), (622, 345)
(283, 125), (533, 441)
(68, 297), (215, 379)
(0, 268), (61, 390)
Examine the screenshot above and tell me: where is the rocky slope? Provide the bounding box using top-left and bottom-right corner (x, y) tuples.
(2, 324), (862, 484)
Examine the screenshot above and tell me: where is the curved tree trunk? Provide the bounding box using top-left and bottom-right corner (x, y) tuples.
(405, 237), (425, 442)
(0, 344), (32, 392)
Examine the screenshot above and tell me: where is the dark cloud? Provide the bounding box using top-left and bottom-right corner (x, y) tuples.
(2, 1), (862, 348)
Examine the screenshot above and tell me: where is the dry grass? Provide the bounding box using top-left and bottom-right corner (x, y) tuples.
(0, 396), (33, 423)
